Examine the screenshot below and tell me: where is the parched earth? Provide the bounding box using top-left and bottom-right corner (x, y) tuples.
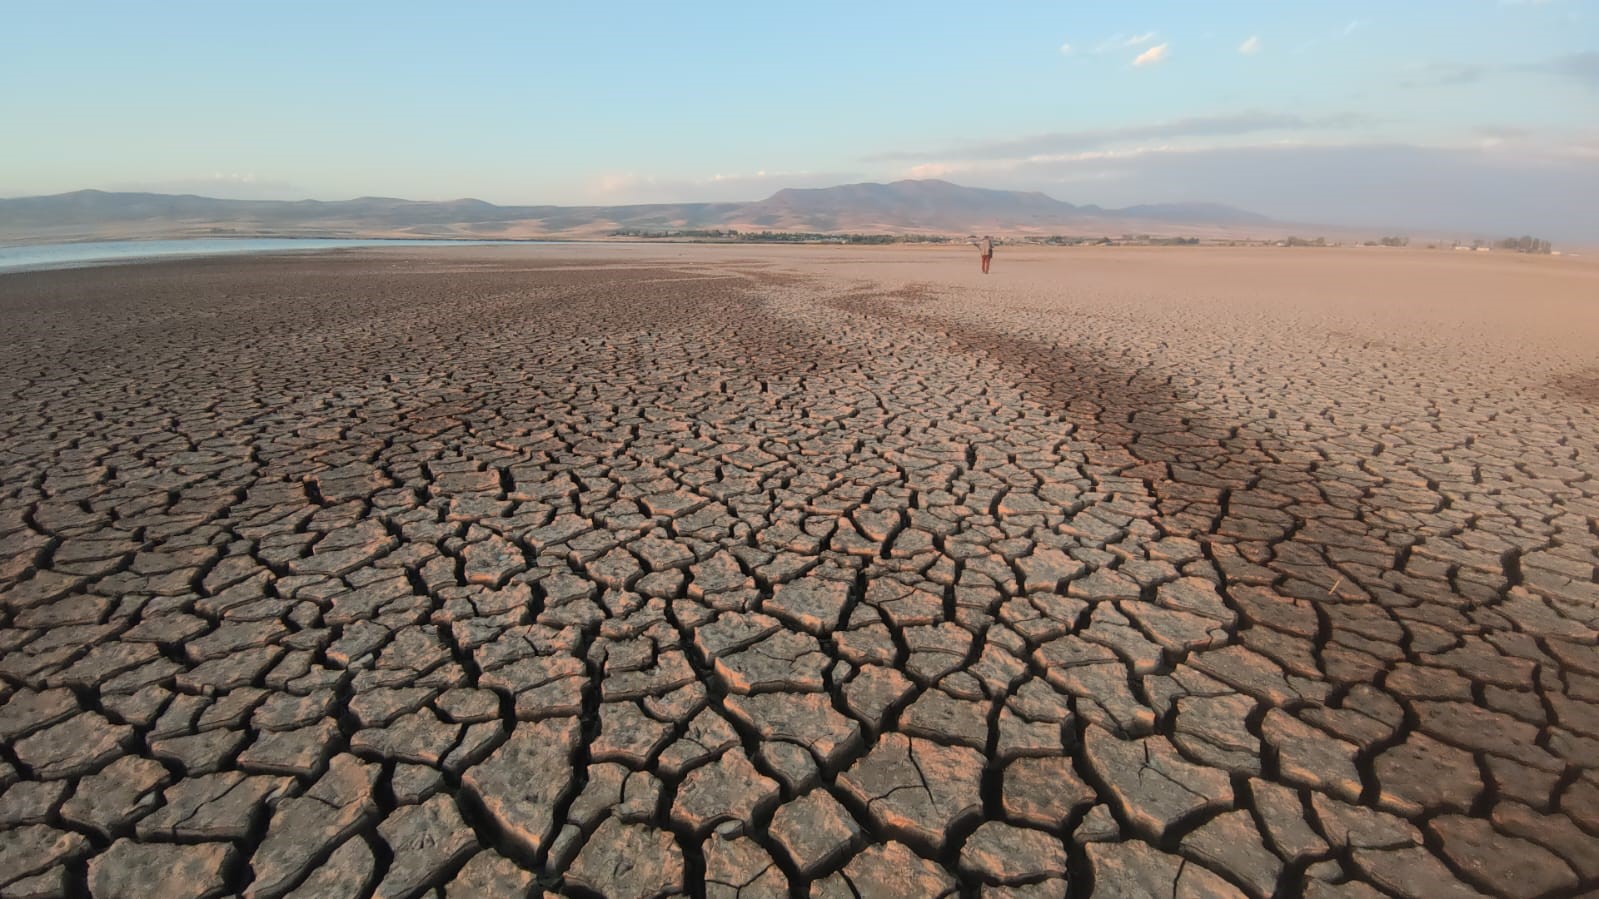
(0, 246), (1595, 898)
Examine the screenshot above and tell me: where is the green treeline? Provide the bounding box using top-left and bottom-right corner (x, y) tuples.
(609, 229), (950, 244)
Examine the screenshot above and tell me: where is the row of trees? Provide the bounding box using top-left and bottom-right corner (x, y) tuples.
(1028, 235), (1199, 246)
(607, 229), (1559, 252)
(608, 229), (950, 244)
(1360, 235), (1558, 253)
(1447, 237), (1555, 253)
(1495, 235), (1553, 254)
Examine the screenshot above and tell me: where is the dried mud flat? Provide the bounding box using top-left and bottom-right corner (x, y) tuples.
(0, 244), (1595, 899)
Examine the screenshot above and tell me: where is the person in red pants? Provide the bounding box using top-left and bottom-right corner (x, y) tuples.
(969, 235), (995, 274)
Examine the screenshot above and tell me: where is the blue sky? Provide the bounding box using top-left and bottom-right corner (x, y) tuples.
(4, 1), (1597, 236)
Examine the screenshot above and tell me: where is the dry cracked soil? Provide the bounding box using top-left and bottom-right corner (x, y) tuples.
(0, 243), (1596, 899)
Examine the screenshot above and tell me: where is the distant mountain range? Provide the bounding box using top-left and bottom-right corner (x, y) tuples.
(0, 180), (1289, 244)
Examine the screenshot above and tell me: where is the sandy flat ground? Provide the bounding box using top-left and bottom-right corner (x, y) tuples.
(0, 245), (1595, 898)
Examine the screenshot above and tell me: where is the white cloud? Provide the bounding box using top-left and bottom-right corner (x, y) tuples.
(1239, 36), (1262, 55)
(1059, 40), (1073, 55)
(906, 163), (957, 180)
(1133, 43), (1169, 67)
(1124, 32), (1157, 47)
(1343, 19), (1364, 36)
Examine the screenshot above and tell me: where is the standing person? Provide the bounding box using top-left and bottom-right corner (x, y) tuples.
(969, 235), (995, 274)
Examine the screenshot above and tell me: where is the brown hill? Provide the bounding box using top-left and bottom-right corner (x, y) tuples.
(0, 180), (1281, 243)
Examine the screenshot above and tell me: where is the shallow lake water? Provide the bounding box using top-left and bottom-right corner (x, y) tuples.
(0, 237), (538, 273)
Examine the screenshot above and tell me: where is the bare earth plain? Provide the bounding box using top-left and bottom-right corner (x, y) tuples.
(0, 244), (1596, 899)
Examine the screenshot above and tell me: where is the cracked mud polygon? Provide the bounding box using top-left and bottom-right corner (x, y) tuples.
(1, 244), (1595, 898)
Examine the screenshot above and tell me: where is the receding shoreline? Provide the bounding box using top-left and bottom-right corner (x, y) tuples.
(1, 245), (1595, 897)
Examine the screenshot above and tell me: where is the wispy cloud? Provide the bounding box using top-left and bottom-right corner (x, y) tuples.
(100, 174), (309, 200)
(1133, 43), (1169, 67)
(1404, 52), (1599, 91)
(1092, 32), (1157, 54)
(1058, 40), (1073, 55)
(586, 169), (858, 203)
(1299, 18), (1369, 53)
(1402, 62), (1491, 88)
(1238, 36), (1262, 56)
(1543, 50), (1599, 88)
(866, 111), (1369, 163)
(1475, 125), (1533, 140)
(894, 141), (1599, 241)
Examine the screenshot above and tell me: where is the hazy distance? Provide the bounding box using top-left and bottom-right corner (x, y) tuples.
(3, 1), (1596, 240)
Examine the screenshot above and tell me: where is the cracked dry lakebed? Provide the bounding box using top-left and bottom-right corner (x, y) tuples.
(0, 243), (1596, 898)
